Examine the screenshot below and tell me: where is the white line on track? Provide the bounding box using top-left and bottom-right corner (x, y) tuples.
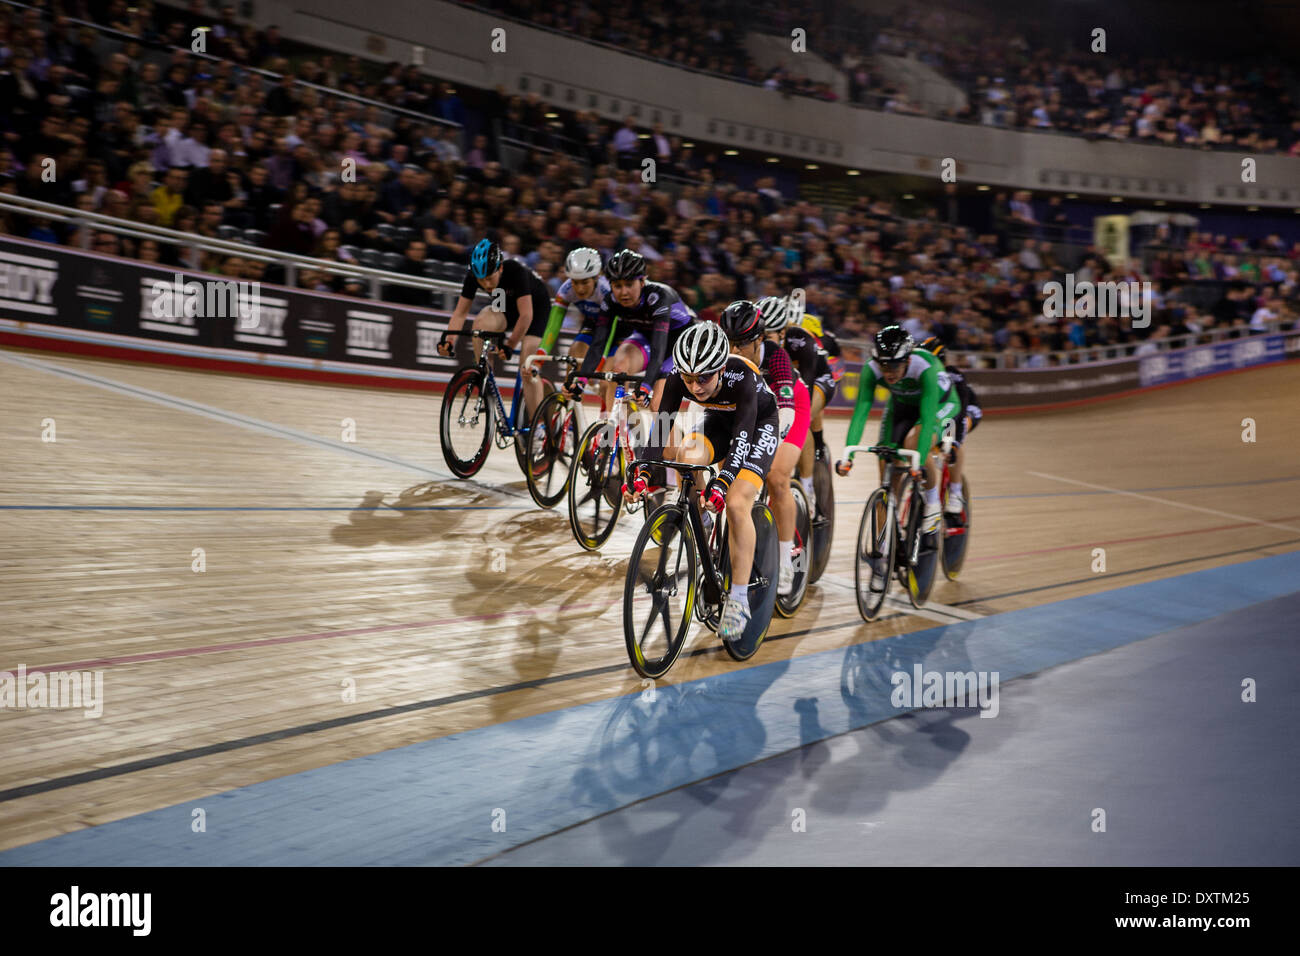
(1026, 469), (1300, 534)
(0, 349), (532, 502)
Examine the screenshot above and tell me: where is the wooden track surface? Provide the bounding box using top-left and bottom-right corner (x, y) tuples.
(2, 347), (1297, 851)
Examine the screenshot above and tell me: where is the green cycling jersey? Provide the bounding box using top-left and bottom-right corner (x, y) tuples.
(845, 349), (961, 458)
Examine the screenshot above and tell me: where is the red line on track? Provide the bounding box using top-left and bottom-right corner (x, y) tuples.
(6, 598), (615, 675)
(969, 512), (1300, 563)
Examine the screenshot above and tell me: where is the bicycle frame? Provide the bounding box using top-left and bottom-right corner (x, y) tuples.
(473, 332), (525, 445)
(637, 458), (725, 606)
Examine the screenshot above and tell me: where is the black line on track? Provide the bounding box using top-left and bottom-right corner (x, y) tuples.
(3, 538), (1294, 804)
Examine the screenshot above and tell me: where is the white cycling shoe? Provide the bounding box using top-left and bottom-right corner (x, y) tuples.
(778, 561), (794, 596)
(945, 488), (965, 515)
(720, 595), (751, 641)
(922, 500), (942, 533)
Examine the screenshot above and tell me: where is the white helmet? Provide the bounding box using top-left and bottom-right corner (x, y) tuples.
(756, 295), (787, 333)
(673, 321), (730, 376)
(564, 247), (602, 280)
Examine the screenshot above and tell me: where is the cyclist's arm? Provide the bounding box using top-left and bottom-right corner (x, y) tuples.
(576, 313), (611, 377)
(539, 301), (568, 355)
(719, 374), (759, 490)
(844, 362), (878, 455)
(638, 311), (672, 393)
(767, 343), (797, 435)
(641, 375), (685, 456)
(916, 363), (955, 455)
(445, 272), (478, 335)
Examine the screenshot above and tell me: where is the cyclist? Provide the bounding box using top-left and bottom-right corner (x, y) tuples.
(721, 300), (809, 597)
(570, 249), (696, 414)
(918, 336), (981, 515)
(626, 320), (780, 640)
(759, 294), (839, 505)
(438, 238), (553, 425)
(544, 246), (611, 363)
(835, 325), (961, 532)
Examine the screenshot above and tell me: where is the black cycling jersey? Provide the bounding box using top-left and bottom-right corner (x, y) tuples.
(576, 280), (695, 390)
(946, 364), (980, 410)
(781, 325), (824, 387)
(648, 354), (778, 489)
(459, 258), (551, 333)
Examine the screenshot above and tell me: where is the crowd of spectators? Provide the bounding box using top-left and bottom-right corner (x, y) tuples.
(1, 0), (1297, 366)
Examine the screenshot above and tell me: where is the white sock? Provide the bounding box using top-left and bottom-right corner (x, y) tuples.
(779, 539), (793, 568)
(949, 481), (963, 498)
(925, 487), (939, 506)
(730, 583), (749, 604)
(801, 476), (813, 495)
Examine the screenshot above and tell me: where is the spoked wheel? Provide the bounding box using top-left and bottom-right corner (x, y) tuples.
(854, 487), (896, 622)
(941, 477), (972, 580)
(440, 368), (493, 478)
(568, 420), (624, 551)
(525, 390), (579, 508)
(775, 481), (812, 618)
(723, 502), (779, 662)
(902, 484), (939, 608)
(624, 505), (698, 678)
(512, 381), (555, 481)
(809, 448), (835, 584)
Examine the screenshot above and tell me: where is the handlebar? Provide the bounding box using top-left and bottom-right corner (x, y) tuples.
(842, 444), (922, 471)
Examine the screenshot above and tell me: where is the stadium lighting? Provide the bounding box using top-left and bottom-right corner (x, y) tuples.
(976, 185), (990, 191)
(766, 157), (779, 163)
(847, 170), (860, 176)
(1066, 193), (1079, 199)
(1247, 205), (1259, 212)
(724, 149), (739, 155)
(806, 164), (819, 170)
(1110, 196), (1123, 202)
(901, 193), (914, 200)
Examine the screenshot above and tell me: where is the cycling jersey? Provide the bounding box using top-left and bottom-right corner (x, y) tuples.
(542, 275), (611, 354)
(760, 340), (797, 412)
(845, 350), (960, 458)
(782, 324), (823, 388)
(459, 259), (552, 338)
(576, 280), (696, 391)
(647, 354), (779, 491)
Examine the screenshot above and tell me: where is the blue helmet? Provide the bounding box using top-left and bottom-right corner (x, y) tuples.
(470, 239), (502, 279)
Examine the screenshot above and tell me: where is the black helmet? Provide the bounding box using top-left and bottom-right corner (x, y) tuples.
(605, 249), (646, 280)
(718, 300), (763, 345)
(872, 325), (914, 366)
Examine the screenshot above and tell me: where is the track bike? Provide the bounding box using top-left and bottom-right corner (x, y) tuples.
(521, 353), (586, 508)
(843, 445), (940, 622)
(439, 330), (553, 480)
(806, 445), (835, 584)
(567, 373), (664, 551)
(622, 458), (779, 678)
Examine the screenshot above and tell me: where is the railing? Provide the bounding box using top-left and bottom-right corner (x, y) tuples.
(0, 194), (463, 307)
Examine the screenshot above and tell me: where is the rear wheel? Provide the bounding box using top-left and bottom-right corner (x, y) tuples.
(624, 505), (698, 678)
(809, 448), (835, 583)
(854, 487), (895, 622)
(525, 391), (579, 508)
(568, 420), (624, 551)
(903, 482), (939, 608)
(440, 368), (493, 478)
(942, 476), (972, 580)
(775, 481), (811, 618)
(723, 502), (779, 662)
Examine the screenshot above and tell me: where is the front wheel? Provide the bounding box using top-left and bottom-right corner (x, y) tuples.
(568, 420), (624, 551)
(440, 368), (493, 478)
(624, 504), (698, 678)
(854, 487), (895, 622)
(525, 390), (579, 508)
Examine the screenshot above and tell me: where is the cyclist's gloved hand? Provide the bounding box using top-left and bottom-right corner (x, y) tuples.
(702, 478), (727, 514)
(496, 341), (515, 361)
(566, 377), (587, 400)
(835, 458), (852, 477)
(622, 463), (652, 499)
(634, 382), (652, 406)
(437, 333), (453, 357)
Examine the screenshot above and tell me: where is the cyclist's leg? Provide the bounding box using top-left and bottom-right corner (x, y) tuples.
(471, 305), (506, 363)
(724, 475), (759, 595)
(520, 333), (543, 423)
